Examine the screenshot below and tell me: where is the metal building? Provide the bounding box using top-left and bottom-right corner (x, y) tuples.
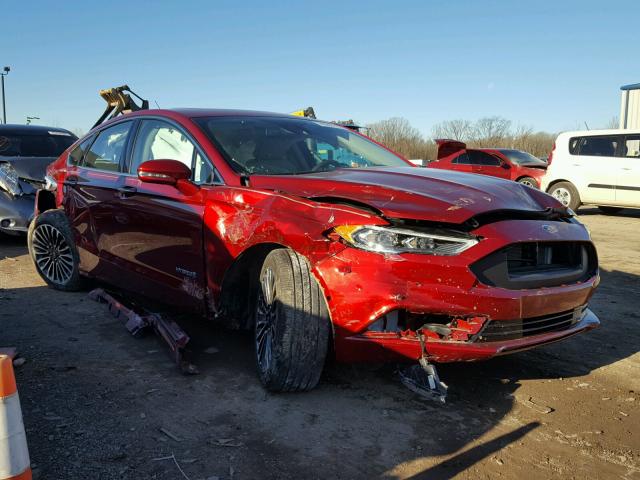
(620, 83), (640, 129)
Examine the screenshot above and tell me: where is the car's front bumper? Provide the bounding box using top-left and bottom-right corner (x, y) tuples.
(313, 219), (599, 363)
(0, 191), (34, 234)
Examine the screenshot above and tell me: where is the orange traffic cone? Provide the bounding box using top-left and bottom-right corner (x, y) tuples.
(0, 355), (31, 480)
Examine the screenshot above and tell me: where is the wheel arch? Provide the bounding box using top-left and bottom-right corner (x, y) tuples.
(545, 178), (574, 193)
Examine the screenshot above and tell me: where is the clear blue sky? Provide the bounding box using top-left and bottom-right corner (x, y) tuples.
(1, 0), (638, 136)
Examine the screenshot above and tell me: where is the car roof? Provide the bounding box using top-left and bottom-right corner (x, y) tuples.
(557, 128), (640, 137)
(0, 124), (75, 136)
(0, 124), (77, 138)
(170, 108), (295, 118)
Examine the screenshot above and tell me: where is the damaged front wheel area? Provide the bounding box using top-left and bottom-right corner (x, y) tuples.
(254, 249), (330, 392)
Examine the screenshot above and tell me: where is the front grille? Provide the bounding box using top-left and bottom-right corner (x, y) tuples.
(471, 241), (597, 289)
(477, 307), (584, 342)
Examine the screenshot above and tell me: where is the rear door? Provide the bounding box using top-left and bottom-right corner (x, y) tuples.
(615, 134), (640, 206)
(106, 118), (217, 312)
(571, 135), (618, 204)
(449, 151), (474, 174)
(469, 151), (511, 180)
(64, 121), (134, 279)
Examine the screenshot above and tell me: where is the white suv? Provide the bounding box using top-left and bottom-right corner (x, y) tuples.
(542, 129), (640, 214)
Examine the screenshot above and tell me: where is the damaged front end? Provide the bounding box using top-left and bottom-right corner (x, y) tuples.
(0, 161), (40, 234)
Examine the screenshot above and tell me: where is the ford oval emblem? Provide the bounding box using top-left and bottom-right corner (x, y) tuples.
(542, 224), (558, 234)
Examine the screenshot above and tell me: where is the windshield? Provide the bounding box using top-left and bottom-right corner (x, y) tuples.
(195, 116), (410, 175)
(499, 149), (547, 166)
(0, 133), (76, 157)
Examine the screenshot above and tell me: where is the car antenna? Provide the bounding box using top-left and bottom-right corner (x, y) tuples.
(154, 100), (161, 109)
(92, 85), (149, 129)
(584, 121), (590, 130)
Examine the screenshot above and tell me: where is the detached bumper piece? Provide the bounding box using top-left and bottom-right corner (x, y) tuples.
(400, 358), (448, 403)
(88, 288), (198, 374)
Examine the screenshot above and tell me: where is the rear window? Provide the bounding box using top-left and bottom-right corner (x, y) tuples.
(0, 132), (76, 157)
(569, 135), (619, 157)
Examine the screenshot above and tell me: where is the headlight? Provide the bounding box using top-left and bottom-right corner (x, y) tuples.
(44, 174), (58, 192)
(332, 225), (479, 255)
(0, 162), (21, 196)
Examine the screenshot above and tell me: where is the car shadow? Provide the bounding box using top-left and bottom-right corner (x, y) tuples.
(0, 233), (27, 260)
(577, 206), (640, 218)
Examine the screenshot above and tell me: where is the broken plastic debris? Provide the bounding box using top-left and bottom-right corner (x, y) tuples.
(399, 359), (448, 403)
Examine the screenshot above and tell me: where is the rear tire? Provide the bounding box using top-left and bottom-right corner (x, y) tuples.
(597, 206), (623, 215)
(254, 248), (330, 392)
(548, 182), (581, 211)
(28, 209), (84, 291)
(517, 176), (539, 188)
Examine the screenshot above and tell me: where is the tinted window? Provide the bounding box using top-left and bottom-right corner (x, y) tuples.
(622, 135), (640, 158)
(569, 137), (580, 155)
(576, 136), (619, 157)
(499, 149), (547, 166)
(130, 119), (218, 184)
(68, 136), (95, 166)
(195, 116), (408, 175)
(83, 122), (132, 172)
(469, 151), (501, 166)
(0, 132), (76, 157)
(452, 152), (472, 164)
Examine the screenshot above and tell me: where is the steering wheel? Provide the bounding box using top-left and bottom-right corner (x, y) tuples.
(312, 159), (344, 172)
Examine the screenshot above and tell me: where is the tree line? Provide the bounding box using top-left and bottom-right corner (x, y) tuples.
(366, 116), (557, 161)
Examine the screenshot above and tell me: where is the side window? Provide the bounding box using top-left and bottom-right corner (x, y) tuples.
(622, 135), (640, 158)
(470, 151), (501, 166)
(68, 135), (94, 166)
(569, 137), (581, 155)
(131, 119), (219, 184)
(130, 120), (195, 173)
(83, 122), (132, 172)
(578, 136), (618, 157)
(452, 152), (472, 165)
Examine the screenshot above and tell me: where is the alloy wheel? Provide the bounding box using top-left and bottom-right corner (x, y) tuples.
(31, 224), (74, 285)
(520, 179), (536, 188)
(551, 187), (571, 207)
(255, 268), (276, 373)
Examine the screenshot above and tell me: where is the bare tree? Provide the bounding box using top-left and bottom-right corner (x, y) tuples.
(367, 117), (435, 160)
(367, 115), (556, 163)
(471, 116), (512, 147)
(431, 119), (473, 141)
(604, 116), (620, 129)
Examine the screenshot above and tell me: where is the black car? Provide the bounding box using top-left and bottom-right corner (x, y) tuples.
(0, 125), (77, 235)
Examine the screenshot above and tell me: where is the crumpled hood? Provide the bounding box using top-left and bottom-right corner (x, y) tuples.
(0, 156), (55, 182)
(249, 167), (561, 224)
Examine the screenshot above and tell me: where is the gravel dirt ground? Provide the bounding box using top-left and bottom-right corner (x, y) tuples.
(1, 207), (638, 480)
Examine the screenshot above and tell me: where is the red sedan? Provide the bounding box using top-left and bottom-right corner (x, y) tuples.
(28, 109), (599, 392)
(429, 139), (548, 188)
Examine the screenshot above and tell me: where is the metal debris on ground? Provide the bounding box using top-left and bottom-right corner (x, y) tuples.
(88, 288), (198, 374)
(159, 427), (182, 442)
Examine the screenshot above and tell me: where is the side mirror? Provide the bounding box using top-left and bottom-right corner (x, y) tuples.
(137, 159), (191, 185)
(501, 162), (511, 169)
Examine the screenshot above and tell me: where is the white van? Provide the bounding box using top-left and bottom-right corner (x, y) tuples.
(542, 129), (640, 213)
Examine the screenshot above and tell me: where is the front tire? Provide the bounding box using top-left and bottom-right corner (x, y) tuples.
(548, 182), (581, 211)
(254, 249), (330, 392)
(28, 209), (84, 291)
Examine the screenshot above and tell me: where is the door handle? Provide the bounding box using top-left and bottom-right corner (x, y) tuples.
(117, 186), (137, 198)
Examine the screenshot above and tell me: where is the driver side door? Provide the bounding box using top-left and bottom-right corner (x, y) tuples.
(105, 118), (217, 312)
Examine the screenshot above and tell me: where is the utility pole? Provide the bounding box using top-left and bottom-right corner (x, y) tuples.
(1, 66), (10, 124)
